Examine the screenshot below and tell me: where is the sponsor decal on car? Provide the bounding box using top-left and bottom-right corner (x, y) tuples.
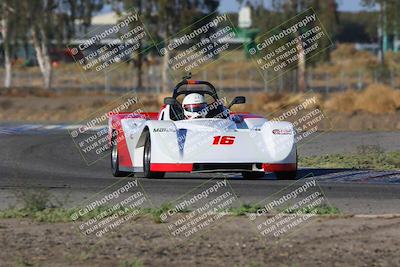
(272, 129), (292, 135)
(153, 128), (177, 132)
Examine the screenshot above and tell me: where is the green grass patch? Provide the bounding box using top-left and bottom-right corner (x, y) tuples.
(141, 203), (175, 223)
(4, 188), (182, 223)
(0, 205), (191, 223)
(14, 257), (35, 267)
(282, 204), (340, 215)
(119, 259), (144, 267)
(0, 208), (75, 223)
(300, 147), (400, 170)
(0, 207), (146, 223)
(228, 203), (263, 216)
(0, 203), (341, 223)
(2, 187), (341, 223)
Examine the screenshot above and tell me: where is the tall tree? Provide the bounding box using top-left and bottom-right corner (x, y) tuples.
(149, 0), (219, 92)
(272, 0), (338, 92)
(271, 0), (306, 92)
(362, 0), (400, 63)
(19, 0), (104, 90)
(114, 0), (153, 89)
(0, 0), (18, 88)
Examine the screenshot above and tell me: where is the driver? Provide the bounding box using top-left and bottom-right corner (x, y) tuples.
(182, 93), (208, 119)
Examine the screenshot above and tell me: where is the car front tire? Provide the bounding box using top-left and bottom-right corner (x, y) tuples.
(142, 131), (165, 179)
(111, 130), (128, 177)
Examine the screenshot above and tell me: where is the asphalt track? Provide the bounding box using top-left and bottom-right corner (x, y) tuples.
(0, 129), (399, 214)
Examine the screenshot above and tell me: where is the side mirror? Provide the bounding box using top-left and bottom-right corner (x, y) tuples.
(227, 96), (246, 109)
(164, 97), (178, 105)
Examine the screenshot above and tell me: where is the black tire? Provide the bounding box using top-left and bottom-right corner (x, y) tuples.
(142, 131), (165, 179)
(275, 171), (297, 180)
(242, 171), (265, 180)
(111, 130), (128, 177)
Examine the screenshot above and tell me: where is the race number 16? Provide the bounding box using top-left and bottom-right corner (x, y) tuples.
(212, 136), (235, 145)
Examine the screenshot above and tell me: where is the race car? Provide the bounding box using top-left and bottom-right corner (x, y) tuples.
(109, 78), (297, 179)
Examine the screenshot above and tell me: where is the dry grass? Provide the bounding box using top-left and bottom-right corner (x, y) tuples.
(324, 90), (358, 114)
(325, 84), (400, 114)
(354, 84), (398, 114)
(316, 43), (379, 75)
(0, 83), (400, 130)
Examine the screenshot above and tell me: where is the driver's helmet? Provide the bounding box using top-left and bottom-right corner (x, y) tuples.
(182, 93), (207, 119)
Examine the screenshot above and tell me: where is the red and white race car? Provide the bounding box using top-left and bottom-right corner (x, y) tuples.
(109, 78), (297, 179)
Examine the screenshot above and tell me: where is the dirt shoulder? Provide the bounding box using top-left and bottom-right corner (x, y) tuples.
(0, 215), (399, 267)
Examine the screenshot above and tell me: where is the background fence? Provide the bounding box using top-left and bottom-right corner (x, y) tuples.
(0, 66), (399, 94)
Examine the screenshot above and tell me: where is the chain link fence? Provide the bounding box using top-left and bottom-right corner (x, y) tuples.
(0, 66), (399, 94)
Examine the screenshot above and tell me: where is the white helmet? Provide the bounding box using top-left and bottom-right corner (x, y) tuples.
(182, 93), (207, 119)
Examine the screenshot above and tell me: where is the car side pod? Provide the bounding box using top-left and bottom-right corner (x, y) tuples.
(262, 120), (296, 163)
(261, 120), (297, 180)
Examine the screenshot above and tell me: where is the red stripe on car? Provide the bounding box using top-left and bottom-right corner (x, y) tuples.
(115, 121), (133, 168)
(263, 163), (297, 172)
(150, 163), (193, 172)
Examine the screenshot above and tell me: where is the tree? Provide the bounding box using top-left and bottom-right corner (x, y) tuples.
(362, 0), (400, 62)
(19, 0), (104, 90)
(311, 0), (339, 62)
(0, 0), (18, 88)
(109, 0), (219, 91)
(270, 0), (306, 92)
(271, 0), (338, 92)
(114, 0), (152, 89)
(148, 0), (219, 92)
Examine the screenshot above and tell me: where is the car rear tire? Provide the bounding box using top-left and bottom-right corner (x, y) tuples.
(242, 171), (265, 180)
(111, 130), (128, 177)
(275, 171), (297, 180)
(142, 131), (165, 179)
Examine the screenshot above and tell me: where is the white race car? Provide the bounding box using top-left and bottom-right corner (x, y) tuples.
(109, 78), (297, 179)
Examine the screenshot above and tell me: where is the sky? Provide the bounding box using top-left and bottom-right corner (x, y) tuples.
(219, 0), (377, 13)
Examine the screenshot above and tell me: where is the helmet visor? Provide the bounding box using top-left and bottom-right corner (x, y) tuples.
(183, 103), (207, 113)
